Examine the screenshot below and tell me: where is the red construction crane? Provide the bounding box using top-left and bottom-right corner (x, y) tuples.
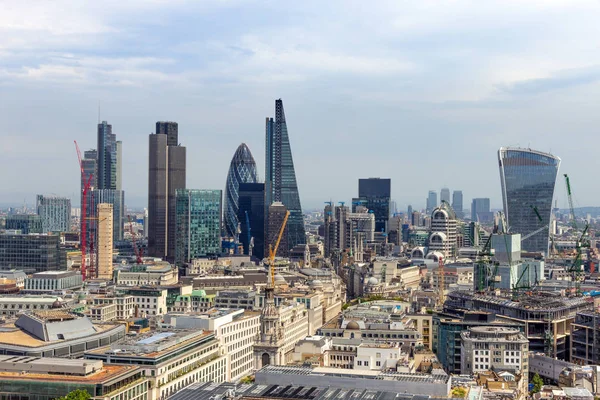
(75, 140), (93, 281)
(128, 215), (143, 264)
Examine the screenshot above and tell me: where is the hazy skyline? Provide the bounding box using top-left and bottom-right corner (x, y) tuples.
(2, 1), (600, 211)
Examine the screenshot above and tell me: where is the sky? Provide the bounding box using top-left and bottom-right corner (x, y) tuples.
(2, 0), (600, 211)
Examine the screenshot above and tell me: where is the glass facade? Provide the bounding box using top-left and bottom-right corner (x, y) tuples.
(175, 189), (222, 264)
(498, 147), (560, 253)
(265, 99), (306, 248)
(5, 215), (42, 234)
(85, 189), (125, 243)
(357, 178), (391, 232)
(36, 195), (71, 233)
(224, 143), (259, 238)
(97, 121), (118, 190)
(238, 183), (265, 260)
(0, 233), (66, 273)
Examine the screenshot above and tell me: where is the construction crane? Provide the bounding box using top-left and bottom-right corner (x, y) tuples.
(245, 211), (253, 257)
(74, 141), (93, 281)
(268, 211), (290, 288)
(564, 174), (589, 294)
(565, 174), (578, 230)
(128, 215), (143, 264)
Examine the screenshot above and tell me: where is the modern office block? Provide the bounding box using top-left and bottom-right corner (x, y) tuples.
(356, 178), (391, 233)
(452, 190), (463, 216)
(97, 120), (119, 190)
(265, 202), (289, 258)
(97, 203), (114, 280)
(36, 195), (71, 233)
(471, 198), (492, 223)
(440, 188), (450, 204)
(238, 183), (265, 260)
(148, 124), (186, 261)
(498, 147), (561, 253)
(265, 99), (305, 249)
(224, 143), (259, 238)
(0, 233), (66, 273)
(426, 190), (437, 213)
(175, 189), (222, 264)
(85, 189), (125, 243)
(5, 215), (42, 234)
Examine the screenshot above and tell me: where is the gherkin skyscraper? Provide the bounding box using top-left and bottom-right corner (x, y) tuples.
(265, 99), (305, 249)
(224, 143), (259, 238)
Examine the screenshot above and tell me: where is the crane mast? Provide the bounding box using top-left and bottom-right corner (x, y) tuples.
(74, 141), (93, 281)
(268, 211), (290, 288)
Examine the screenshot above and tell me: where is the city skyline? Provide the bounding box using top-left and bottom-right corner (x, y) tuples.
(3, 2), (600, 211)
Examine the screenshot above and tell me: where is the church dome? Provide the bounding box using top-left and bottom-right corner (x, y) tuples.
(346, 321), (360, 330)
(367, 277), (379, 286)
(274, 274), (286, 283)
(52, 300), (62, 309)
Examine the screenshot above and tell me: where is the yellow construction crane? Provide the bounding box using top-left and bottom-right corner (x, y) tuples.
(268, 211), (290, 288)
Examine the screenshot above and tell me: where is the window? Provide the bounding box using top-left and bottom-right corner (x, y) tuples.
(364, 361), (369, 366)
(357, 361), (362, 366)
(376, 361), (381, 367)
(376, 353), (381, 358)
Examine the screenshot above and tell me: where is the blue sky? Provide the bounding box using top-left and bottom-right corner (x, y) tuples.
(2, 0), (600, 211)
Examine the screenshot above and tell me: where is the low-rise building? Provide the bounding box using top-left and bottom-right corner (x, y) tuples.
(93, 295), (136, 320)
(0, 295), (74, 316)
(115, 263), (178, 286)
(215, 290), (258, 310)
(171, 289), (215, 313)
(529, 353), (577, 383)
(0, 270), (27, 289)
(24, 270), (83, 293)
(88, 303), (118, 322)
(85, 329), (227, 400)
(0, 356), (148, 400)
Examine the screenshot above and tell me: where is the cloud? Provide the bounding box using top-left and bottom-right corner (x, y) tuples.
(499, 66), (600, 95)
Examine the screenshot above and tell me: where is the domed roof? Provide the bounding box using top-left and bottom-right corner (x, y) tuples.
(52, 300), (62, 309)
(310, 279), (323, 288)
(346, 321), (360, 330)
(367, 277), (379, 285)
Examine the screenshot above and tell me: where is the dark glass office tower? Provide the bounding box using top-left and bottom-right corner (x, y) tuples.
(356, 178), (391, 232)
(224, 143), (259, 238)
(498, 147), (560, 253)
(97, 121), (119, 190)
(266, 202), (289, 258)
(265, 99), (305, 248)
(238, 183), (265, 260)
(148, 124), (186, 261)
(156, 122), (179, 147)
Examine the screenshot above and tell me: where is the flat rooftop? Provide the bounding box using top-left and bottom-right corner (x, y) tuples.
(0, 364), (138, 384)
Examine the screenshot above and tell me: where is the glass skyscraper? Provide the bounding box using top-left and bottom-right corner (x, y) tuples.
(224, 143), (258, 238)
(265, 99), (305, 248)
(498, 147), (561, 253)
(97, 121), (119, 190)
(238, 183), (265, 260)
(175, 189), (222, 265)
(355, 178), (391, 232)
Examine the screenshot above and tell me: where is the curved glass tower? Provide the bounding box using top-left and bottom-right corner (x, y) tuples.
(224, 143), (259, 238)
(498, 147), (560, 253)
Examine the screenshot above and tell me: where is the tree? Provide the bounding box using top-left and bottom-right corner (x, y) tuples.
(55, 389), (91, 400)
(531, 373), (544, 394)
(451, 387), (467, 398)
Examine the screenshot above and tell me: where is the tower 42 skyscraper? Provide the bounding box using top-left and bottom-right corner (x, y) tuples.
(265, 99), (305, 248)
(498, 147), (560, 253)
(224, 143), (259, 238)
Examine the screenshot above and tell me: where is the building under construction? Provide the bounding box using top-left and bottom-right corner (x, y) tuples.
(571, 311), (600, 365)
(444, 291), (592, 361)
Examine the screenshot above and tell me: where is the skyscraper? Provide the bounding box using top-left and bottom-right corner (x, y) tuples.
(426, 191), (438, 213)
(471, 198), (492, 223)
(265, 99), (305, 248)
(97, 121), (120, 190)
(224, 143), (259, 238)
(440, 188), (451, 204)
(452, 190), (463, 217)
(355, 178), (391, 232)
(82, 149), (97, 190)
(498, 147), (560, 253)
(148, 122), (186, 261)
(266, 202), (289, 258)
(238, 183), (265, 260)
(36, 195), (71, 233)
(175, 189), (222, 264)
(85, 189), (125, 243)
(97, 203), (114, 280)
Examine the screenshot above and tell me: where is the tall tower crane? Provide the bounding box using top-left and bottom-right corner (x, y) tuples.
(268, 211), (290, 289)
(74, 141), (93, 281)
(564, 174), (589, 294)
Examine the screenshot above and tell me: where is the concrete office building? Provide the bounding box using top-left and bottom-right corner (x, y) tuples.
(5, 214), (42, 234)
(498, 147), (561, 253)
(24, 271), (83, 293)
(0, 233), (65, 273)
(85, 329), (226, 400)
(238, 183), (265, 260)
(0, 356), (148, 400)
(461, 326), (529, 379)
(148, 121), (186, 261)
(97, 203), (114, 280)
(428, 202), (458, 258)
(175, 189), (222, 264)
(265, 99), (305, 249)
(36, 195), (71, 233)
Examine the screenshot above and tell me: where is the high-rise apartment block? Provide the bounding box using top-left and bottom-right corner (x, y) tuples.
(224, 143), (259, 238)
(175, 189), (222, 264)
(266, 202), (289, 258)
(97, 203), (114, 280)
(36, 195), (71, 233)
(440, 187), (450, 204)
(265, 100), (305, 249)
(426, 190), (437, 213)
(471, 198), (492, 223)
(498, 147), (560, 253)
(238, 183), (265, 260)
(353, 178), (391, 233)
(148, 122), (186, 261)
